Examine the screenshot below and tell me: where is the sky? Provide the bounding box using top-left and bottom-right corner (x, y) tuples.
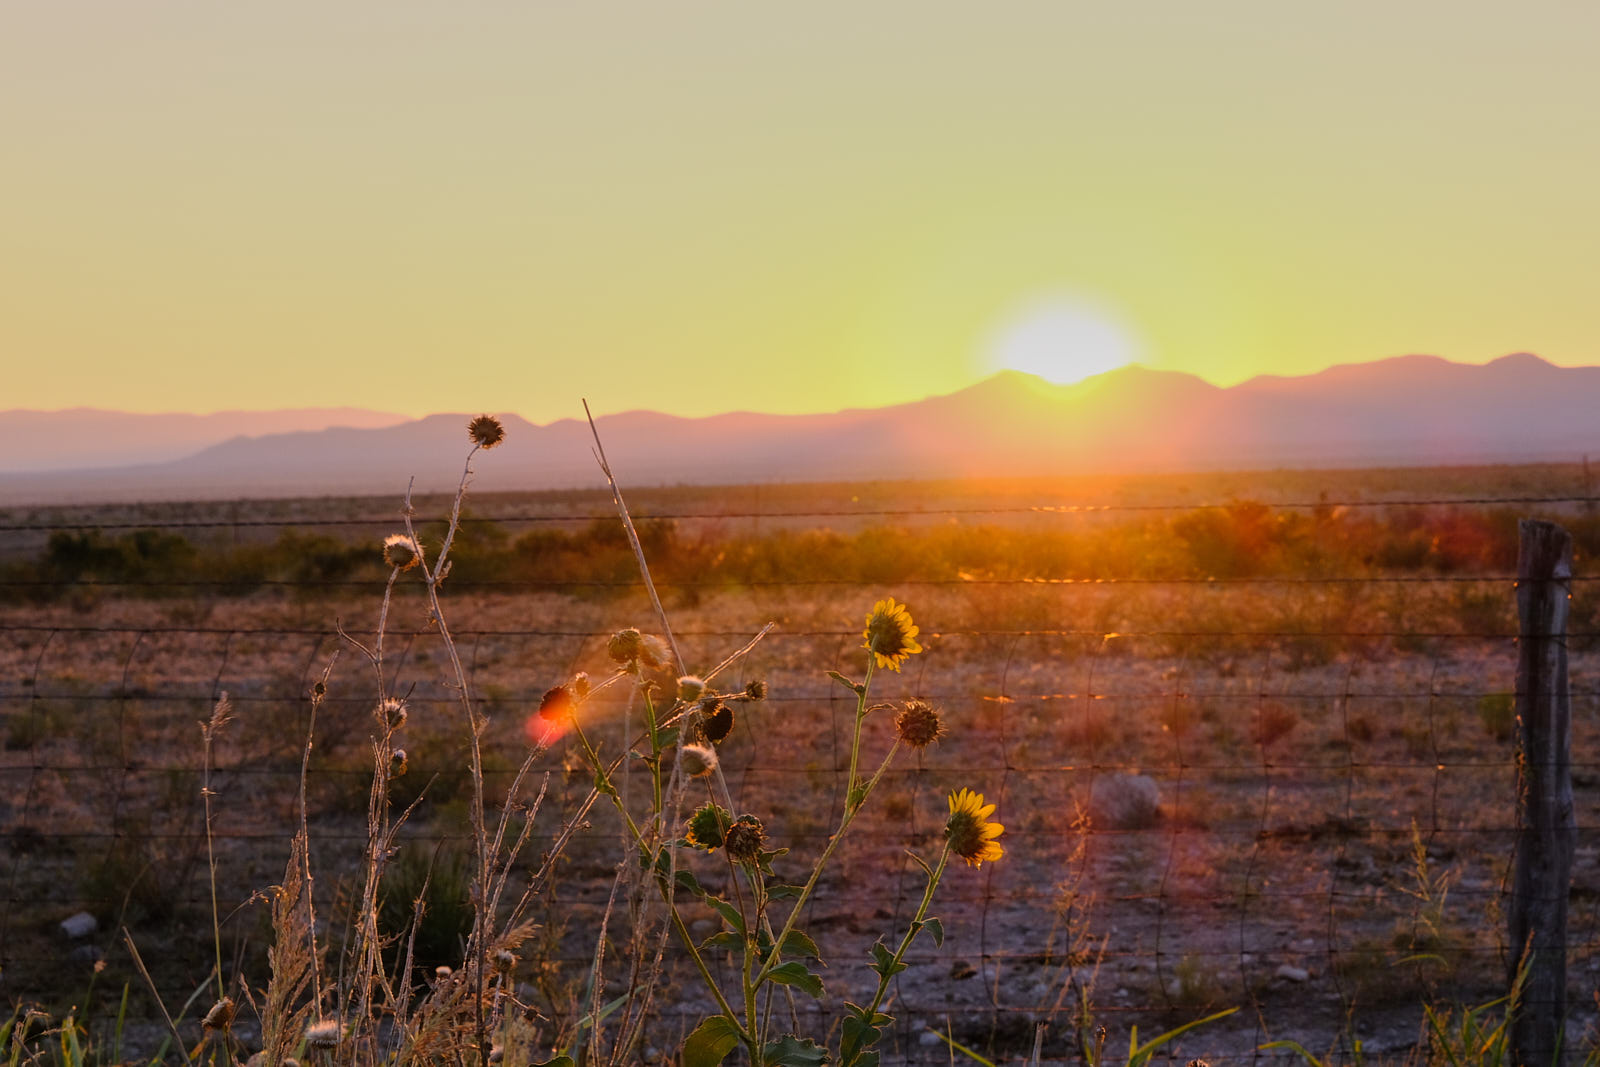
(3, 2), (1597, 424)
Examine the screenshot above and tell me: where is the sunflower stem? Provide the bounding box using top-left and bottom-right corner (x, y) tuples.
(861, 844), (950, 1033)
(570, 721), (747, 1044)
(753, 732), (900, 990)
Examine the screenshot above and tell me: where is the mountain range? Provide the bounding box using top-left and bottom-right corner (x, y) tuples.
(3, 353), (1596, 504)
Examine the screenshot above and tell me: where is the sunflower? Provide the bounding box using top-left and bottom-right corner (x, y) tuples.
(863, 597), (922, 672)
(945, 788), (1004, 868)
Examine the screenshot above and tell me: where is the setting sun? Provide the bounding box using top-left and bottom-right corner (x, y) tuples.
(983, 296), (1144, 384)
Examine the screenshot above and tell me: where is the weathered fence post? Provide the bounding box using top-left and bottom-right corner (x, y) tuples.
(1510, 519), (1576, 1067)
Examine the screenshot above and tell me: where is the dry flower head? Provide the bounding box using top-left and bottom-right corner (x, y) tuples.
(467, 414), (506, 449)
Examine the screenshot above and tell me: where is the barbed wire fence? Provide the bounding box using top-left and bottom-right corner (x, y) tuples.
(2, 496), (1598, 1063)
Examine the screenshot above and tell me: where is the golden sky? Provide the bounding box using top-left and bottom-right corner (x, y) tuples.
(3, 2), (1596, 423)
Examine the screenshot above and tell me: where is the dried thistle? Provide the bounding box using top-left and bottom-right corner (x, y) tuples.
(676, 675), (707, 702)
(701, 700), (734, 744)
(679, 744), (718, 779)
(725, 814), (766, 864)
(467, 413), (506, 449)
(303, 1018), (341, 1049)
(894, 699), (945, 749)
(382, 532), (422, 571)
(538, 685), (576, 723)
(375, 697), (408, 730)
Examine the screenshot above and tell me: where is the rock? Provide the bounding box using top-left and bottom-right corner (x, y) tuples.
(918, 1030), (943, 1047)
(1088, 775), (1161, 830)
(688, 918), (719, 942)
(1275, 964), (1309, 982)
(59, 911), (97, 939)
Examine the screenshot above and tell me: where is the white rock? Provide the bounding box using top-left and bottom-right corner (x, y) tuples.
(1275, 964), (1309, 982)
(918, 1030), (943, 1047)
(59, 911), (97, 939)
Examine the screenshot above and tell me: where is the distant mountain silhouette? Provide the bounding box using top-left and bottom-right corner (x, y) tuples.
(0, 407), (410, 473)
(5, 354), (1597, 504)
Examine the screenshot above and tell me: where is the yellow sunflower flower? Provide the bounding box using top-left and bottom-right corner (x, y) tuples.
(945, 788), (1004, 868)
(863, 597), (922, 672)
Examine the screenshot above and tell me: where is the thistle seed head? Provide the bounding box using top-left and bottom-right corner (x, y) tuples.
(304, 1019), (341, 1049)
(676, 675), (707, 702)
(382, 533), (422, 571)
(679, 744), (718, 779)
(467, 414), (506, 449)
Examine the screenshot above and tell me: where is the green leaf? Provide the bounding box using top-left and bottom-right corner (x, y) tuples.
(766, 961), (825, 999)
(781, 929), (822, 959)
(767, 883), (804, 900)
(868, 940), (905, 979)
(1128, 1007), (1238, 1067)
(576, 993), (629, 1030)
(675, 868), (709, 897)
(761, 1034), (830, 1066)
(840, 1003), (891, 1062)
(707, 896), (746, 935)
(847, 785), (868, 811)
(925, 1028), (996, 1067)
(681, 1016), (744, 1067)
(700, 931), (744, 953)
(534, 1058), (576, 1067)
(827, 670), (865, 695)
(919, 917), (944, 948)
(842, 1002), (893, 1028)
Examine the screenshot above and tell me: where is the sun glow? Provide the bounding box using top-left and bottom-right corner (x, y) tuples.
(983, 297), (1144, 385)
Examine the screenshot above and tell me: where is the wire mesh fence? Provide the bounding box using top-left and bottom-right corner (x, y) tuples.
(2, 493), (1599, 1062)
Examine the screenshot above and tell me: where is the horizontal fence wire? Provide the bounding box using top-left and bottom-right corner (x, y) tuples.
(5, 492), (1600, 532)
(2, 498), (1599, 1064)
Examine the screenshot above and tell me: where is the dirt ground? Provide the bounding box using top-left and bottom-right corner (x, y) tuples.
(4, 580), (1599, 1063)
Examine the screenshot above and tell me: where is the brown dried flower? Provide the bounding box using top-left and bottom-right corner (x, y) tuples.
(725, 814), (766, 864)
(701, 700), (734, 744)
(894, 700), (945, 749)
(538, 685), (576, 723)
(679, 744), (718, 778)
(304, 1019), (342, 1049)
(376, 697), (407, 730)
(382, 533), (422, 571)
(467, 414), (506, 449)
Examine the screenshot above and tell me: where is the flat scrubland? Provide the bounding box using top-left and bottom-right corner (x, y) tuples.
(3, 464), (1600, 1063)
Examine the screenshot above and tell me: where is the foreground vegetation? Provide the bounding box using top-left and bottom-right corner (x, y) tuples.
(5, 445), (1600, 1064)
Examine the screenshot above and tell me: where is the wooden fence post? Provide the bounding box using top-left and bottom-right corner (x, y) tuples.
(1510, 519), (1576, 1067)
